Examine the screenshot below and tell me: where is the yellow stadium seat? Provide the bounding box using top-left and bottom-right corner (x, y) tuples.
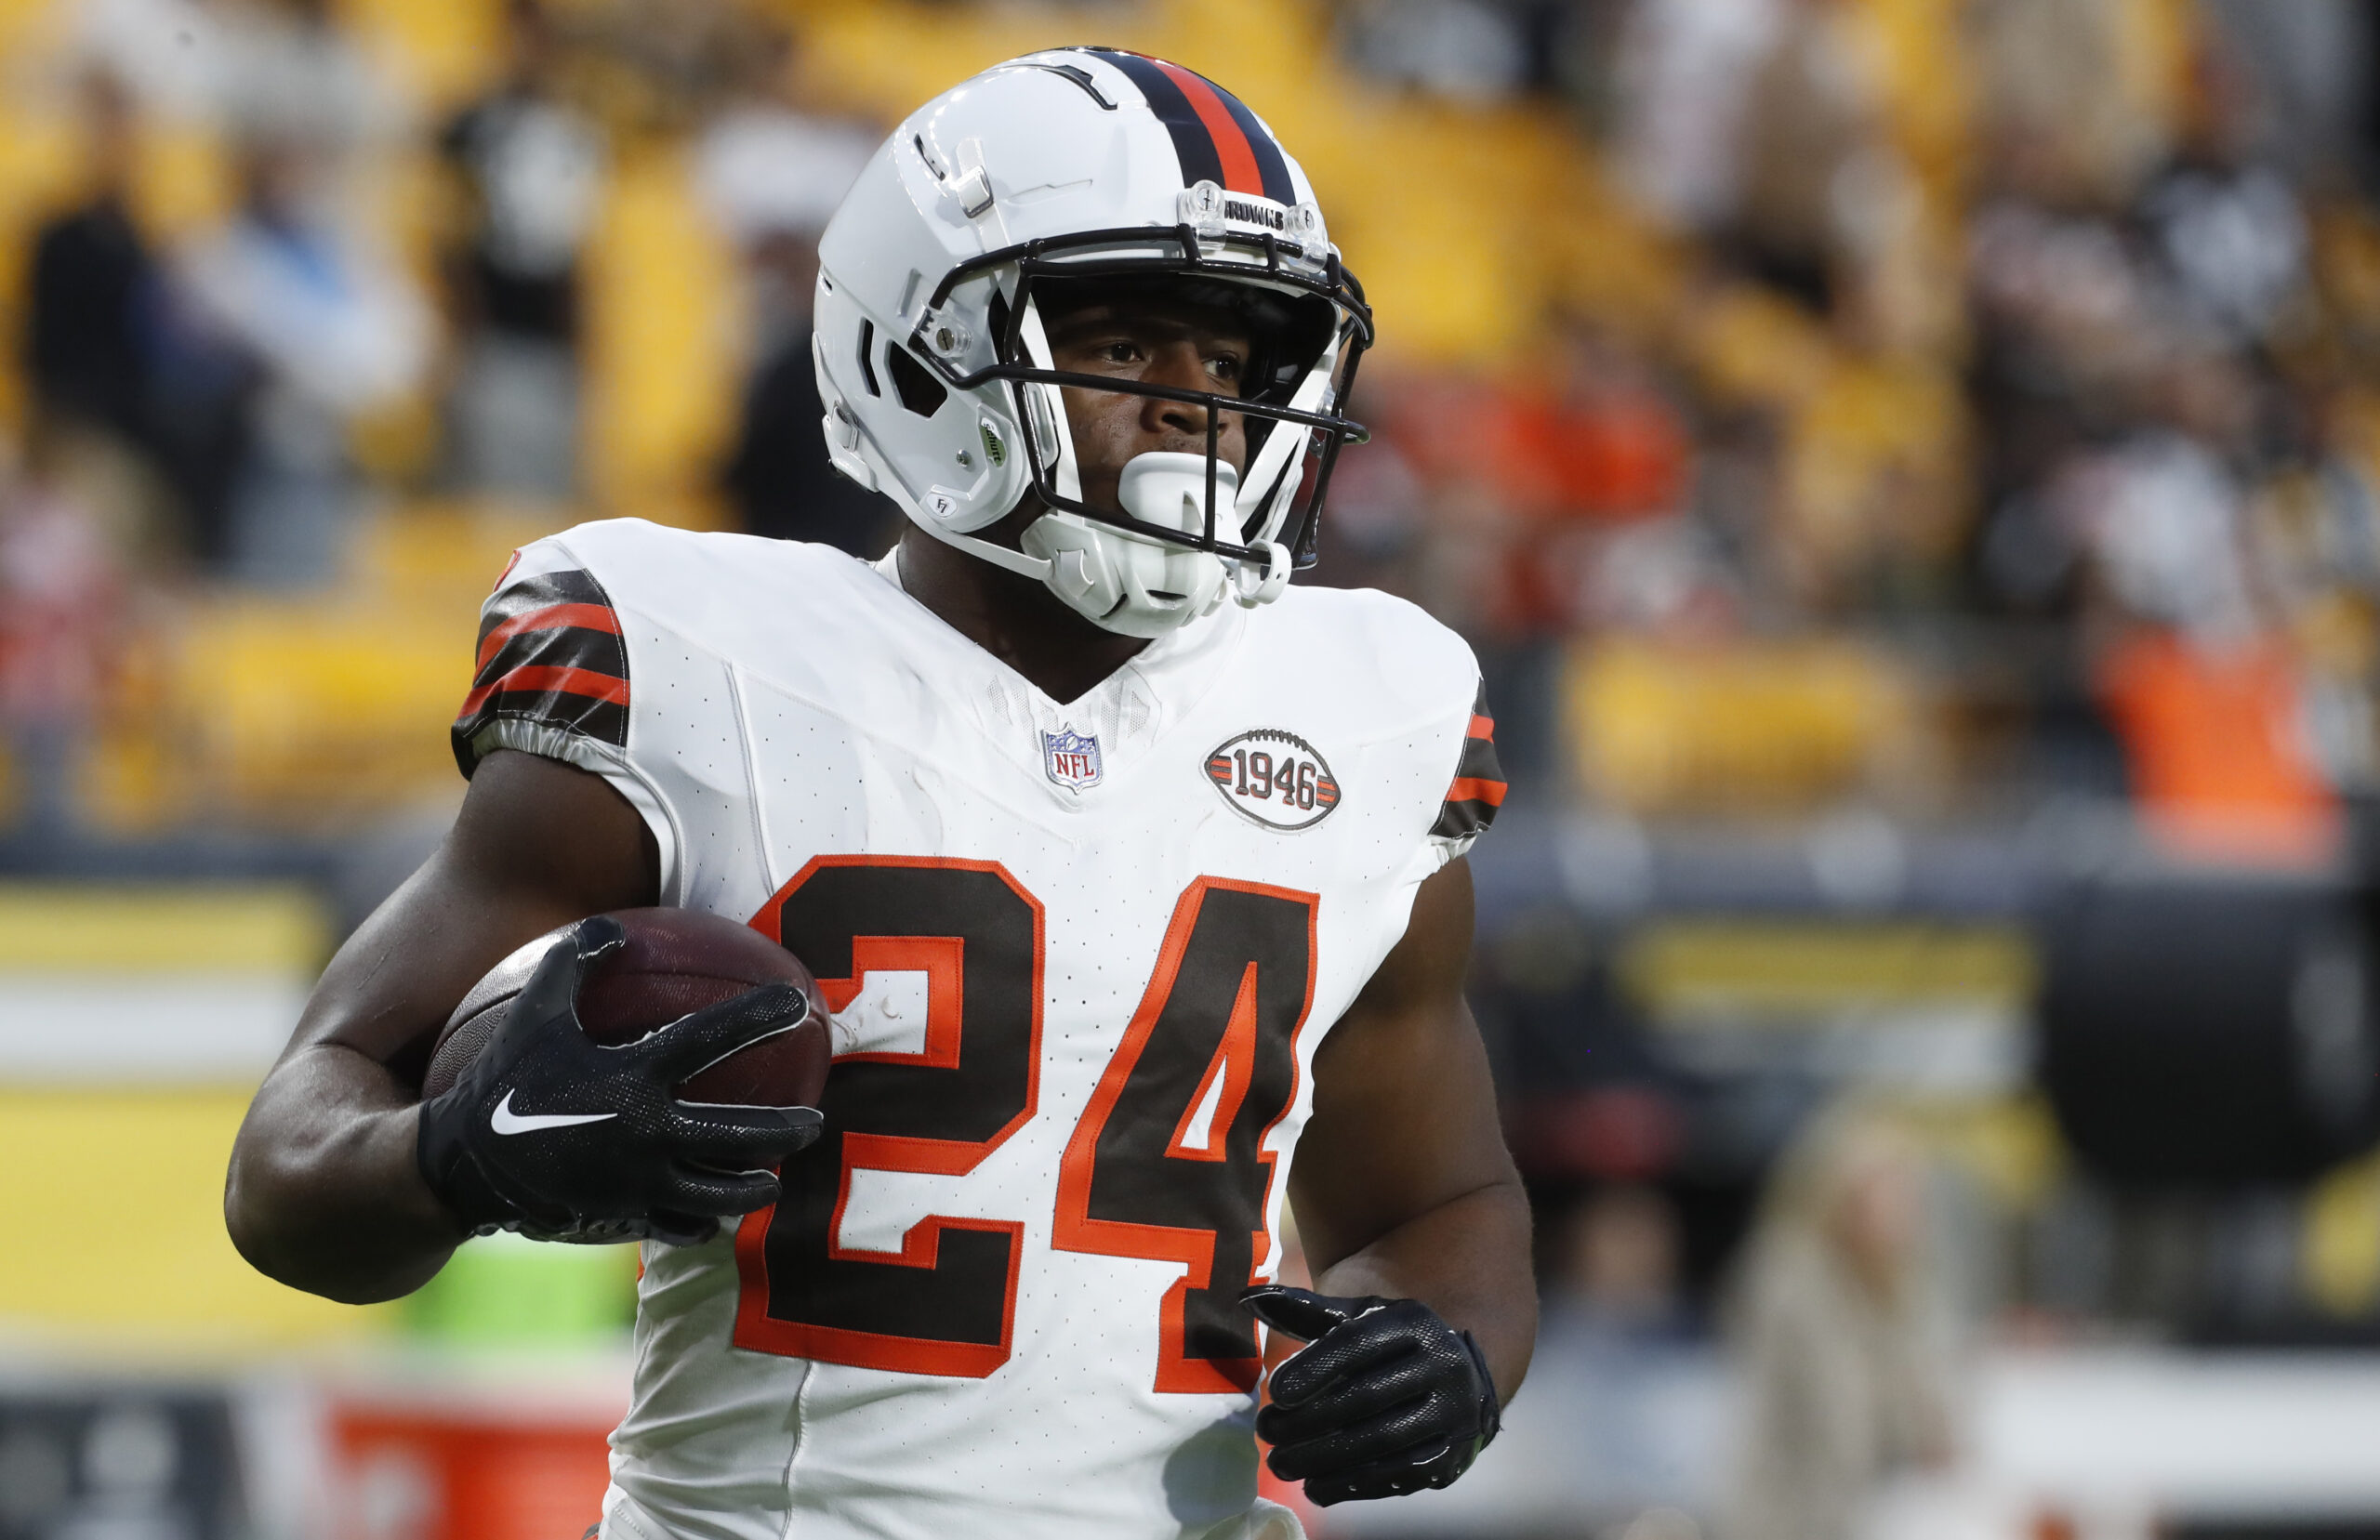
(137, 500), (590, 822)
(337, 0), (507, 116)
(351, 499), (577, 610)
(580, 141), (744, 525)
(173, 597), (469, 816)
(1565, 636), (1923, 816)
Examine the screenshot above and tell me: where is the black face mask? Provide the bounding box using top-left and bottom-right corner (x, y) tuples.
(1029, 272), (1337, 407)
(905, 223), (1373, 571)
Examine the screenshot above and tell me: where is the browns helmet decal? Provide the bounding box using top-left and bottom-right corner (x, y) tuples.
(1073, 48), (1297, 204)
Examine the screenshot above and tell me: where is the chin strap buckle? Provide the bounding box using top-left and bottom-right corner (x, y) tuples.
(1233, 540), (1291, 609)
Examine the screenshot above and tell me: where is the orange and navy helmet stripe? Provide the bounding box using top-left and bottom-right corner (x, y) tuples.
(1075, 48), (1297, 205)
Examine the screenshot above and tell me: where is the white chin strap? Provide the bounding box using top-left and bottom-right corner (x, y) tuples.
(1023, 454), (1260, 638)
(914, 453), (1290, 633)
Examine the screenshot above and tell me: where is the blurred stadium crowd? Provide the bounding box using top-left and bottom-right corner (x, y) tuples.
(0, 0), (2368, 849)
(4, 0), (2373, 855)
(9, 2), (2380, 1537)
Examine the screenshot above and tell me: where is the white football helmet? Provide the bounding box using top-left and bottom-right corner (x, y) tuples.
(812, 47), (1372, 638)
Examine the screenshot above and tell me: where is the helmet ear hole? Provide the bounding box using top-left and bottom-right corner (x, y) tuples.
(886, 346), (949, 417)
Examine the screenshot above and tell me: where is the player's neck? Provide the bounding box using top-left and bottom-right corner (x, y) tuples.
(894, 525), (1151, 705)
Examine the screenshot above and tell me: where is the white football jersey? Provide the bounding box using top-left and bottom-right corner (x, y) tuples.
(450, 520), (1505, 1540)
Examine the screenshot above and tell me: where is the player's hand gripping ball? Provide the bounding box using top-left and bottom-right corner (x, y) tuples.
(1242, 1284), (1501, 1507)
(416, 911), (828, 1246)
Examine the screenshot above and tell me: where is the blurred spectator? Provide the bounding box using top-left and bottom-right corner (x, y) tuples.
(2201, 0), (2368, 187)
(178, 135), (429, 587)
(70, 0), (222, 125)
(580, 0), (763, 135)
(1551, 1183), (1689, 1338)
(1723, 1104), (1958, 1540)
(720, 226), (901, 554)
(2093, 624), (2338, 861)
(694, 27), (873, 251)
(2137, 45), (2310, 352)
(1309, 428), (1427, 599)
(2019, 329), (2349, 857)
(207, 0), (399, 152)
(1966, 192), (2159, 543)
(2143, 163), (2306, 350)
(1530, 1185), (1707, 1516)
(438, 0), (605, 499)
(1958, 18), (2360, 828)
(1338, 0), (1533, 103)
(1612, 0), (1781, 233)
(699, 25), (888, 556)
(1972, 0), (2171, 211)
(28, 65), (253, 569)
(26, 71), (155, 467)
(1369, 321), (1699, 786)
(1382, 325), (1690, 544)
(2252, 406), (2380, 797)
(1726, 0), (1908, 316)
(0, 427), (126, 849)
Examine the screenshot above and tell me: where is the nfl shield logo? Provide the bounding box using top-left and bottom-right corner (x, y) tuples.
(1041, 726), (1103, 791)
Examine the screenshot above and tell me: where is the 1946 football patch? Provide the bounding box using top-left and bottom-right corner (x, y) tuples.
(1205, 729), (1340, 831)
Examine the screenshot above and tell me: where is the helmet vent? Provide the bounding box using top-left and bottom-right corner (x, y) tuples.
(886, 345), (949, 418)
(856, 320), (881, 397)
(1026, 62), (1117, 110)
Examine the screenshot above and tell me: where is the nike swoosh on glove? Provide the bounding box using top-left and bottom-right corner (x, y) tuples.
(416, 915), (825, 1246)
(1241, 1284), (1501, 1507)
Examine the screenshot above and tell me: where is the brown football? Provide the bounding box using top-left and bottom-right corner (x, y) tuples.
(421, 907), (831, 1108)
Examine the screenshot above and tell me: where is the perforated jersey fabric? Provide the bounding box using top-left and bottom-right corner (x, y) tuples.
(454, 520), (1494, 1540)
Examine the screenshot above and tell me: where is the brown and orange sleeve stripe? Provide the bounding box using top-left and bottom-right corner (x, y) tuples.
(1430, 683), (1506, 841)
(450, 563), (630, 775)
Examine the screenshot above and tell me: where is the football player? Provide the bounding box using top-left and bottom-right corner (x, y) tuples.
(228, 48), (1534, 1540)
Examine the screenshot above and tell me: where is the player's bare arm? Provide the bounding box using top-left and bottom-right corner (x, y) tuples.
(1254, 854), (1534, 1501)
(225, 750), (658, 1301)
(1286, 855), (1532, 1382)
(231, 746), (819, 1299)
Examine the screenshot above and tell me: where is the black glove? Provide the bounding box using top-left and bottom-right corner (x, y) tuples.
(416, 915), (825, 1246)
(1241, 1284), (1501, 1507)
